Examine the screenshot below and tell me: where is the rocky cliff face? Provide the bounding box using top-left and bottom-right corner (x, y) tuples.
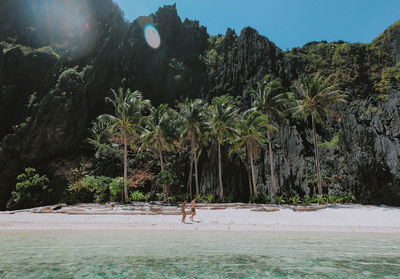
(373, 21), (400, 63)
(0, 2), (399, 208)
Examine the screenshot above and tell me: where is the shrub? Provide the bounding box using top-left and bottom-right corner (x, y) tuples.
(312, 195), (326, 204)
(56, 67), (84, 92)
(342, 193), (356, 203)
(319, 134), (339, 150)
(143, 192), (151, 202)
(67, 175), (123, 203)
(167, 195), (176, 203)
(274, 195), (286, 205)
(327, 195), (338, 204)
(262, 193), (272, 203)
(289, 196), (301, 206)
(130, 190), (145, 202)
(109, 177), (124, 201)
(156, 193), (165, 201)
(7, 168), (50, 210)
(154, 170), (178, 191)
(302, 195), (312, 205)
(203, 194), (214, 203)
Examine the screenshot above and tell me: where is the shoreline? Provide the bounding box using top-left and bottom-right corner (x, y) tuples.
(1, 203), (400, 233)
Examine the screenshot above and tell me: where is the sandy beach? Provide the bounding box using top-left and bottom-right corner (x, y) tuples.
(0, 203), (399, 233)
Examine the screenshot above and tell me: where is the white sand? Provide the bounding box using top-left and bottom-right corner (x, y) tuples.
(0, 204), (399, 233)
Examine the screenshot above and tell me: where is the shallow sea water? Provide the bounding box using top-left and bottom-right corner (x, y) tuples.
(0, 230), (399, 278)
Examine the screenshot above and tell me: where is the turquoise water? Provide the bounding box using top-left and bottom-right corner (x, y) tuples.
(0, 231), (399, 278)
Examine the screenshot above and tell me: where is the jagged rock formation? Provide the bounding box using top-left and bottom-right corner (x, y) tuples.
(0, 0), (399, 209)
(373, 21), (400, 63)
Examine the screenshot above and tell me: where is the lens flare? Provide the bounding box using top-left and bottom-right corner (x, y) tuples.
(144, 24), (161, 49)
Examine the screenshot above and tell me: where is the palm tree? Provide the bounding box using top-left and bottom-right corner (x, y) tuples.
(291, 74), (346, 195)
(232, 109), (275, 199)
(177, 99), (208, 196)
(141, 104), (177, 200)
(209, 95), (238, 201)
(98, 88), (150, 202)
(252, 76), (289, 196)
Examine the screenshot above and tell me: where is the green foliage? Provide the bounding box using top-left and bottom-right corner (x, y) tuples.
(327, 195), (338, 204)
(319, 134), (339, 150)
(109, 177), (124, 201)
(27, 92), (37, 110)
(289, 196), (302, 205)
(204, 48), (224, 73)
(167, 195), (176, 203)
(0, 42), (33, 55)
(287, 41), (385, 96)
(156, 193), (165, 201)
(68, 175), (123, 203)
(304, 170), (337, 187)
(34, 46), (60, 59)
(130, 190), (145, 202)
(144, 192), (151, 202)
(363, 104), (382, 115)
(312, 195), (326, 204)
(302, 195), (312, 205)
(342, 193), (356, 203)
(376, 62), (400, 95)
(291, 74), (347, 123)
(57, 67), (84, 91)
(154, 170), (178, 189)
(262, 193), (272, 203)
(203, 194), (214, 203)
(7, 168), (50, 210)
(169, 58), (185, 73)
(274, 195), (286, 205)
(372, 20), (400, 50)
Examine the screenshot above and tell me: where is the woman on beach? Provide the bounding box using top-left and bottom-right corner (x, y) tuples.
(181, 200), (187, 223)
(190, 198), (197, 221)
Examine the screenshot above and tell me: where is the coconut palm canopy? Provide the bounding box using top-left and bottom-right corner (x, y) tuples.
(291, 74), (347, 123)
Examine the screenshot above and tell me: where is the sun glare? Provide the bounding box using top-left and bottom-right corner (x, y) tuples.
(144, 24), (161, 49)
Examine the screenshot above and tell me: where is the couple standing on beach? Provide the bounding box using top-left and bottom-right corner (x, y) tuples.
(181, 198), (196, 223)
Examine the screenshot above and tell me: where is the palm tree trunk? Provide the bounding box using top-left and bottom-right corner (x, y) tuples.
(193, 146), (199, 196)
(311, 113), (322, 195)
(247, 166), (253, 201)
(217, 137), (224, 201)
(249, 151), (258, 199)
(267, 131), (278, 197)
(188, 157), (193, 200)
(190, 129), (200, 196)
(158, 143), (167, 201)
(123, 128), (128, 203)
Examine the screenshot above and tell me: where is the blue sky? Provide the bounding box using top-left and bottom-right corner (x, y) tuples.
(114, 0), (400, 50)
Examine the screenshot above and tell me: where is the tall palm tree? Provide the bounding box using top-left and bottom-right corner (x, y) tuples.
(141, 104), (177, 200)
(291, 74), (346, 195)
(209, 95), (238, 201)
(177, 99), (208, 196)
(252, 76), (289, 196)
(98, 88), (150, 202)
(232, 109), (275, 199)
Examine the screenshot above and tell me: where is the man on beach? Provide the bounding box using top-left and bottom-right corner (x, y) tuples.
(181, 200), (187, 223)
(190, 198), (197, 222)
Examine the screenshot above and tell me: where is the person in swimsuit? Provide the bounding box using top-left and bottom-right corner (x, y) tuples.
(190, 198), (197, 222)
(181, 200), (187, 223)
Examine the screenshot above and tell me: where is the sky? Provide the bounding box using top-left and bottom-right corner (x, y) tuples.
(114, 0), (400, 51)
